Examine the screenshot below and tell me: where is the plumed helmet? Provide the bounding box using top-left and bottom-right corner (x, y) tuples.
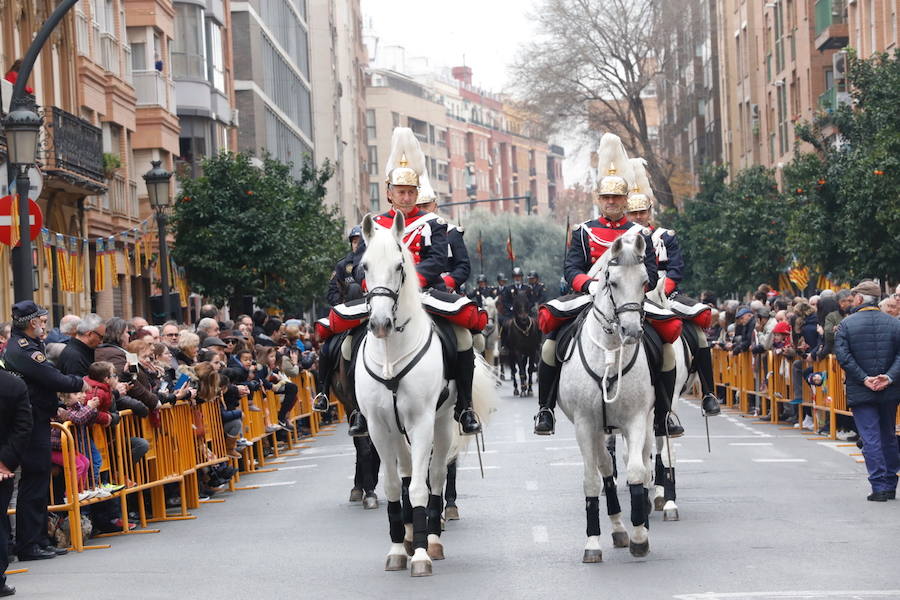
(477, 274), (488, 283)
(626, 157), (654, 213)
(385, 127), (425, 187)
(595, 133), (633, 197)
(512, 267), (524, 277)
(416, 172), (437, 205)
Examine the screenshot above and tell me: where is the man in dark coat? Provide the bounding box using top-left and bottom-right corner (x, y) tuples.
(57, 313), (106, 376)
(3, 302), (85, 560)
(835, 280), (900, 501)
(0, 369), (33, 596)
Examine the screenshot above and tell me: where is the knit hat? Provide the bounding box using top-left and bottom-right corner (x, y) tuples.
(11, 301), (48, 329)
(735, 307), (752, 319)
(850, 280), (881, 298)
(773, 321), (792, 335)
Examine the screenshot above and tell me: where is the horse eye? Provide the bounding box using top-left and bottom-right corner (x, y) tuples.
(610, 281), (618, 288)
(361, 263), (368, 271)
(395, 263), (402, 272)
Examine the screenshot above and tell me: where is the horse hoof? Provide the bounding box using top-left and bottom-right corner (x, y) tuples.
(611, 531), (629, 548)
(663, 508), (680, 522)
(444, 506), (460, 521)
(629, 539), (650, 558)
(385, 554), (407, 571)
(363, 494), (379, 510)
(427, 541), (445, 560)
(653, 496), (665, 512)
(410, 560), (432, 577)
(404, 540), (414, 556)
(582, 549), (603, 563)
(349, 488), (363, 502)
(513, 389), (519, 396)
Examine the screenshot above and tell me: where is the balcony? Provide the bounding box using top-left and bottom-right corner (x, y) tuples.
(133, 70), (176, 112)
(815, 0), (849, 51)
(75, 10), (90, 56)
(40, 106), (106, 193)
(100, 33), (120, 76)
(818, 86), (851, 112)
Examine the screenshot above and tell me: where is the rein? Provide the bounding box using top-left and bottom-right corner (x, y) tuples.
(364, 246), (411, 333)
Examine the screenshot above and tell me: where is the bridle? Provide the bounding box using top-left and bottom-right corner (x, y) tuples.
(590, 256), (645, 335)
(364, 245), (411, 333)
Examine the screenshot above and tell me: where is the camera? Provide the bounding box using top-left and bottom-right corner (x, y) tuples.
(120, 371), (133, 384)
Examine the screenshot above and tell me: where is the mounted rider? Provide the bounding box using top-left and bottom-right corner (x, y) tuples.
(468, 274), (493, 308)
(352, 128), (482, 436)
(495, 272), (508, 297)
(625, 161), (720, 420)
(527, 271), (546, 306)
(533, 134), (662, 435)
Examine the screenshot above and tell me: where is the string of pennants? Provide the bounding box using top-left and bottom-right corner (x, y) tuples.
(35, 217), (190, 305)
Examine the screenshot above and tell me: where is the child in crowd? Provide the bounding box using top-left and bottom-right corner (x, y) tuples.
(51, 390), (98, 501)
(82, 361), (125, 494)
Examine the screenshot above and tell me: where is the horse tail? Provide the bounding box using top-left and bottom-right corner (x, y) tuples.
(447, 354), (499, 463)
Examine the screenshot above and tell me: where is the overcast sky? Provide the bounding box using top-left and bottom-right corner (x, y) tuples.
(360, 0), (590, 189)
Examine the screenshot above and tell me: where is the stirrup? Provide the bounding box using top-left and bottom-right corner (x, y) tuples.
(664, 412), (684, 438)
(312, 392), (329, 413)
(701, 393), (721, 416)
(457, 407), (482, 436)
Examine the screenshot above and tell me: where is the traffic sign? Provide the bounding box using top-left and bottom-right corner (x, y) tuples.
(0, 162), (44, 200)
(0, 195), (43, 246)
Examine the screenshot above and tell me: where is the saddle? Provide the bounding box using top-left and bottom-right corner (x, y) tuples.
(642, 323), (663, 384)
(555, 306), (590, 364)
(538, 293), (591, 334)
(669, 293), (713, 329)
(642, 298), (683, 343)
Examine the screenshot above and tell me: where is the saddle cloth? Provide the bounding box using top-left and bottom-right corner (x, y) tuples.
(540, 294), (682, 343)
(324, 292), (486, 340)
(669, 294), (713, 329)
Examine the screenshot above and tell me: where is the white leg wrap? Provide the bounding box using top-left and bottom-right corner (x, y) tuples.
(452, 325), (472, 351)
(662, 343), (675, 371)
(472, 332), (485, 353)
(341, 335), (353, 361)
(541, 339), (557, 366)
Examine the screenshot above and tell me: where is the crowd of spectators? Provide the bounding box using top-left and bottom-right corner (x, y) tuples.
(0, 303), (325, 567)
(701, 282), (900, 440)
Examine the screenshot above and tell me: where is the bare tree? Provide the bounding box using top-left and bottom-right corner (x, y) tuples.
(511, 0), (684, 209)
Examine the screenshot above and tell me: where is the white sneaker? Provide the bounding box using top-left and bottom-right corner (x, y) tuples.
(801, 416), (814, 430)
(78, 489), (97, 501)
(836, 430), (851, 441)
(92, 488), (112, 499)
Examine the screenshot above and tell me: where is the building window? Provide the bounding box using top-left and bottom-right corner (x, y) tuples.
(366, 109), (376, 140)
(172, 4), (206, 79)
(131, 42), (146, 71)
(368, 145), (378, 176)
(369, 183), (380, 212)
(206, 20), (226, 93)
(392, 112), (400, 128)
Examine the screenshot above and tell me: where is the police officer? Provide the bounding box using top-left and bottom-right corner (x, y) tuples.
(500, 267), (534, 315)
(468, 274), (493, 308)
(327, 226), (366, 307)
(527, 270), (546, 306)
(626, 176), (721, 419)
(495, 272), (508, 296)
(0, 367), (33, 595)
(3, 302), (85, 560)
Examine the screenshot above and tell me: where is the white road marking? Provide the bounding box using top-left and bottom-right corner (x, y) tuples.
(752, 458), (807, 463)
(248, 481), (297, 488)
(728, 442), (773, 446)
(525, 480), (538, 491)
(674, 592), (900, 600)
(282, 453), (355, 462)
(531, 525), (548, 543)
(545, 446), (580, 451)
(275, 464), (318, 471)
(492, 437), (576, 445)
(678, 459), (705, 463)
(549, 462), (583, 467)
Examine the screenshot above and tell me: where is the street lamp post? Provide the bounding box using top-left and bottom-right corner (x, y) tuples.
(143, 160), (173, 321)
(4, 103), (43, 302)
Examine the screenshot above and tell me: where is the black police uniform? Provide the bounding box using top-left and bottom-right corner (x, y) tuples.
(0, 370), (32, 586)
(327, 241), (366, 306)
(528, 281), (547, 306)
(467, 285), (493, 308)
(444, 225), (471, 291)
(4, 322), (83, 558)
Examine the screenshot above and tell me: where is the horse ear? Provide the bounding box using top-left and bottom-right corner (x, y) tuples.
(609, 236), (624, 256)
(392, 211), (405, 241)
(361, 213), (374, 244)
(633, 233), (646, 255)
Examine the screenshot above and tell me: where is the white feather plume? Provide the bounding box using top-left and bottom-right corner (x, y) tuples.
(384, 127), (426, 180)
(418, 171), (436, 201)
(595, 132), (634, 188)
(629, 157), (655, 203)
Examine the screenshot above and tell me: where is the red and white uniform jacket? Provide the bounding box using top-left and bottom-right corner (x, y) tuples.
(564, 216), (659, 293)
(372, 209), (448, 289)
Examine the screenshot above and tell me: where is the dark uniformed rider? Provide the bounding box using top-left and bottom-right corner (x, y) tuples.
(527, 270), (546, 306)
(468, 274), (493, 308)
(3, 302), (85, 560)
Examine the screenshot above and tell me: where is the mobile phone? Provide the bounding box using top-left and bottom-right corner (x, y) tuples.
(175, 372), (191, 390)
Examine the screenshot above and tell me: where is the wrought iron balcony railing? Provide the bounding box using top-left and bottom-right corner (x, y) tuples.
(40, 105), (106, 193)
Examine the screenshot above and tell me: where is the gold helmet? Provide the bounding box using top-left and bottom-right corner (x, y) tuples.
(626, 156), (655, 213)
(384, 127), (425, 187)
(595, 133), (632, 197)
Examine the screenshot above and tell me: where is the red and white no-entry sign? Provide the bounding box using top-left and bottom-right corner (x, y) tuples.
(0, 195), (43, 246)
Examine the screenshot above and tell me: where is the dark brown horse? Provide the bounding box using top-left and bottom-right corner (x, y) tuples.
(505, 289), (541, 396)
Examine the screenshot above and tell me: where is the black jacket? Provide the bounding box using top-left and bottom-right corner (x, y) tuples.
(0, 370), (32, 470)
(835, 304), (900, 406)
(564, 218), (658, 293)
(57, 337), (95, 376)
(3, 330), (83, 420)
(327, 242), (366, 306)
(445, 226), (471, 290)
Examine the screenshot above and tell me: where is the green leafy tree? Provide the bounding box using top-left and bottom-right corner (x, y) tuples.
(171, 152), (345, 314)
(461, 210), (566, 297)
(785, 49), (900, 283)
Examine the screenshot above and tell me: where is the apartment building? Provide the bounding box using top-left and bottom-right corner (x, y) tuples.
(231, 0), (313, 179)
(308, 0), (369, 224)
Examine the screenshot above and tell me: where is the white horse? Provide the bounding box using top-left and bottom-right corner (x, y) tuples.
(355, 212), (495, 577)
(481, 296), (500, 379)
(557, 234), (656, 562)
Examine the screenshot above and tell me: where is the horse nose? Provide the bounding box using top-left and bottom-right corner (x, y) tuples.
(369, 318), (392, 338)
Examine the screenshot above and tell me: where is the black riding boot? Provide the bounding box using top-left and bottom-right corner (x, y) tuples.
(454, 348), (482, 435)
(347, 409), (368, 437)
(313, 339), (334, 412)
(693, 347), (721, 416)
(534, 361), (559, 435)
(653, 369), (684, 437)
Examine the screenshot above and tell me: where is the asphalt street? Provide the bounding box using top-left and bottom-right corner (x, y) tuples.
(15, 380), (900, 600)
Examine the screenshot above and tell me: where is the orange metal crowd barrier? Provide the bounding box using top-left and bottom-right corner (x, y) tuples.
(9, 369), (342, 561)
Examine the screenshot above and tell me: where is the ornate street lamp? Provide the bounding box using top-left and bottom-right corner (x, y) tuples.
(143, 160), (174, 321)
(4, 102), (43, 301)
